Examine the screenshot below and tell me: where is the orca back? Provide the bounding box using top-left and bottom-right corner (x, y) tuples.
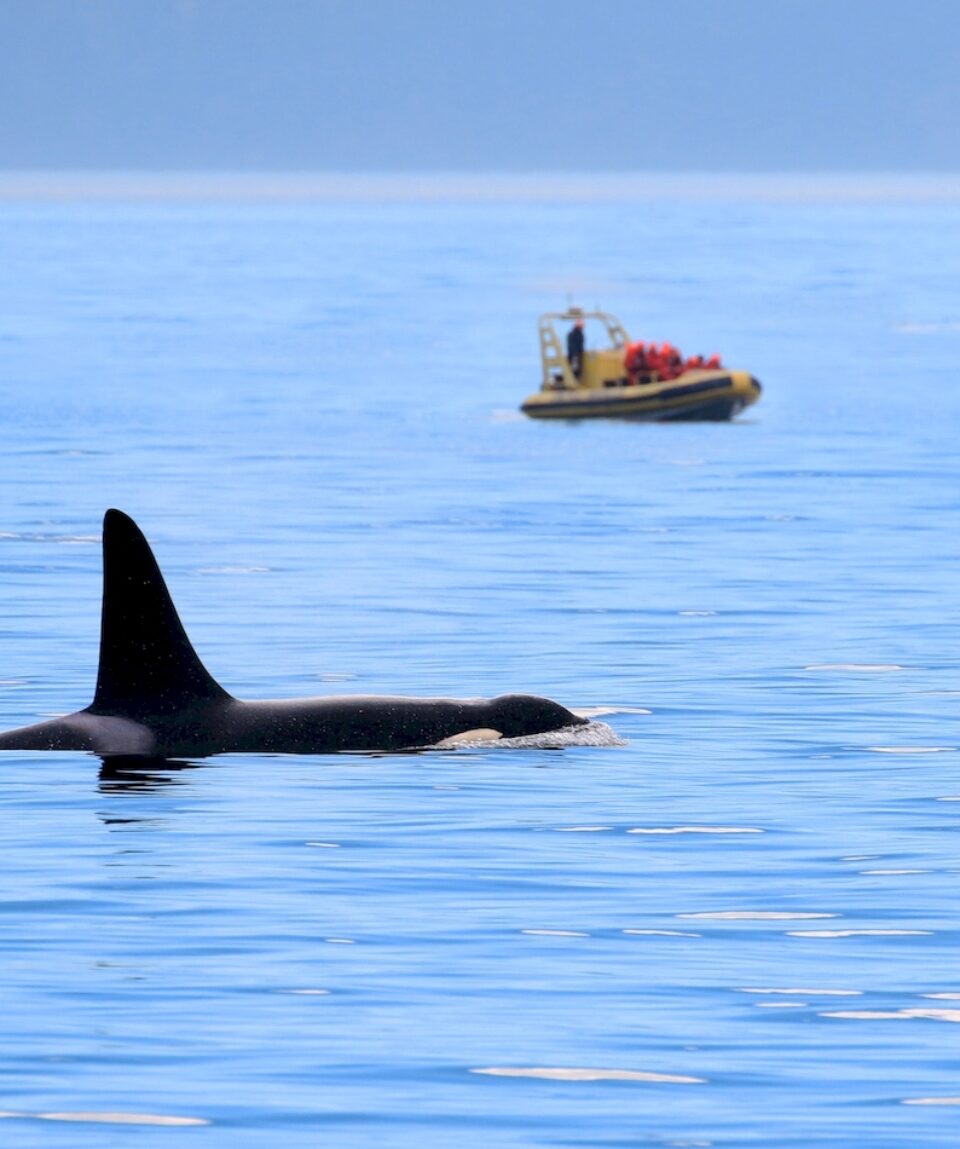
(90, 509), (231, 718)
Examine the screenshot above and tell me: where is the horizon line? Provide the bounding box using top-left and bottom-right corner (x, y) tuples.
(1, 169), (960, 204)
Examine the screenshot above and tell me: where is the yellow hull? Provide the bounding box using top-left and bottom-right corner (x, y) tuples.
(521, 369), (761, 422)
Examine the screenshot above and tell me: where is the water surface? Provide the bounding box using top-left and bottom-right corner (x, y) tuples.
(1, 175), (959, 1147)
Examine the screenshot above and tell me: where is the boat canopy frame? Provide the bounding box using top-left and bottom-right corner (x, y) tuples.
(539, 308), (631, 391)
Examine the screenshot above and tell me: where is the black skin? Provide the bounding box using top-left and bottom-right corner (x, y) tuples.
(0, 511), (587, 759)
(0, 692), (586, 758)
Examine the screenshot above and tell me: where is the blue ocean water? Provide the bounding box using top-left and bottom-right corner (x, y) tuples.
(1, 175), (960, 1147)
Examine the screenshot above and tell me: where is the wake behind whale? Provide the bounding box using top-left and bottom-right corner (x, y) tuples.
(0, 511), (599, 759)
(438, 720), (625, 750)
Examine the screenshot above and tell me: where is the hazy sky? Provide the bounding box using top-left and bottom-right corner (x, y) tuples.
(0, 0), (956, 171)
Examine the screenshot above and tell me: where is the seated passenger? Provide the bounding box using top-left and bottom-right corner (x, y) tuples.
(624, 340), (648, 385)
(645, 343), (662, 376)
(667, 345), (683, 378)
(658, 342), (683, 380)
(706, 353), (722, 369)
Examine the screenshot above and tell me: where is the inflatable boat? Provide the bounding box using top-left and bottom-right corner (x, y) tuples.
(520, 308), (762, 422)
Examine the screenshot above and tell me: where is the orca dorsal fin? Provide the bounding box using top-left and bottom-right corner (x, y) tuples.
(90, 510), (231, 717)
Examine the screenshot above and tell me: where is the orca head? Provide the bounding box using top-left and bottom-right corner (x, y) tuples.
(486, 693), (587, 738)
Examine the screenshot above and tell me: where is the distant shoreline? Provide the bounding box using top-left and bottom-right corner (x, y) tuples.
(1, 171), (960, 204)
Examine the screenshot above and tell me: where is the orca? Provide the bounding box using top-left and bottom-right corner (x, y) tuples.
(0, 510), (587, 758)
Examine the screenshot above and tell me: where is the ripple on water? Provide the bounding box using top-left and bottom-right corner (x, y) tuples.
(823, 1008), (960, 1023)
(195, 565), (270, 574)
(739, 987), (862, 996)
(679, 911), (835, 921)
(896, 321), (960, 333)
(869, 746), (956, 754)
(790, 929), (932, 938)
(628, 826), (763, 835)
(522, 929), (590, 937)
(0, 1112), (209, 1126)
(859, 868), (929, 875)
(471, 1066), (706, 1084)
(624, 929), (701, 938)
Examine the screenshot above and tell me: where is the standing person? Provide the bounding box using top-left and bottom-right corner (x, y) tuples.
(566, 319), (585, 379)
